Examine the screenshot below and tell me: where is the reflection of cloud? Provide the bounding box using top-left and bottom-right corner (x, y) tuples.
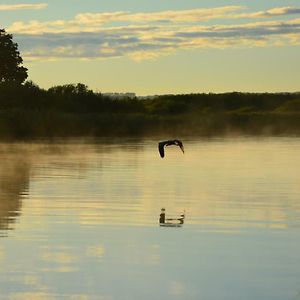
(0, 246), (4, 261)
(40, 246), (78, 273)
(86, 245), (105, 259)
(41, 266), (77, 273)
(8, 292), (53, 300)
(0, 3), (47, 11)
(22, 274), (40, 286)
(7, 6), (300, 61)
(169, 281), (186, 297)
(41, 251), (76, 264)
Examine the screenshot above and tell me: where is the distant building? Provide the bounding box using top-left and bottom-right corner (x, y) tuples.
(102, 92), (136, 99)
(138, 95), (157, 100)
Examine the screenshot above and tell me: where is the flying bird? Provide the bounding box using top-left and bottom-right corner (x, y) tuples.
(158, 139), (184, 158)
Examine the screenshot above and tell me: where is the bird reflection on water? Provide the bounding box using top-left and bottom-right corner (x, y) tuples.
(159, 208), (185, 227)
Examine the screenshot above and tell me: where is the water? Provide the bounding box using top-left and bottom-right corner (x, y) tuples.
(0, 137), (300, 300)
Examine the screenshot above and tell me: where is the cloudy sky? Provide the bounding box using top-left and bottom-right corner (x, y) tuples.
(1, 0), (300, 95)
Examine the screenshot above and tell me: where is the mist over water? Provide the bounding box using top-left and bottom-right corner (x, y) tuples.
(0, 137), (300, 300)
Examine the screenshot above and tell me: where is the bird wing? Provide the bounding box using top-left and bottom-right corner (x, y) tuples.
(158, 142), (165, 158)
(158, 140), (184, 157)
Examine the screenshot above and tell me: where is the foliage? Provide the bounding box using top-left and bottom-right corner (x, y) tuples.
(274, 99), (300, 112)
(0, 29), (28, 84)
(0, 81), (300, 139)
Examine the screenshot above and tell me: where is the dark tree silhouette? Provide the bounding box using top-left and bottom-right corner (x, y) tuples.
(0, 29), (28, 84)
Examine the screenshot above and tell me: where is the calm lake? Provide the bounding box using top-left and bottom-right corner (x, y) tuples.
(0, 137), (300, 300)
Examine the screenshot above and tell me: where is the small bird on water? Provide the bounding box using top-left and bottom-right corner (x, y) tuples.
(158, 139), (184, 158)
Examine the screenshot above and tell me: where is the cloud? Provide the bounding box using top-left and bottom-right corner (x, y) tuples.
(74, 6), (245, 25)
(7, 6), (300, 34)
(7, 6), (300, 61)
(0, 3), (48, 11)
(8, 6), (300, 34)
(8, 6), (245, 34)
(176, 19), (300, 40)
(239, 6), (300, 18)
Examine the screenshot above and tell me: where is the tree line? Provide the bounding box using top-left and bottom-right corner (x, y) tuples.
(1, 81), (300, 139)
(1, 28), (300, 139)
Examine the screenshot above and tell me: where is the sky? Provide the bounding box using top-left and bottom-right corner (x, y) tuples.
(1, 0), (300, 95)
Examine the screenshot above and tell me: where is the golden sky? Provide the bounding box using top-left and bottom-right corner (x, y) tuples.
(1, 1), (300, 95)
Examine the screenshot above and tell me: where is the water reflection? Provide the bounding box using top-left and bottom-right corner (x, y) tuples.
(0, 154), (30, 234)
(0, 138), (300, 300)
(1, 138), (300, 233)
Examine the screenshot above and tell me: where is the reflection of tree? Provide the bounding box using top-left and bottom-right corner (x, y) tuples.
(0, 157), (30, 233)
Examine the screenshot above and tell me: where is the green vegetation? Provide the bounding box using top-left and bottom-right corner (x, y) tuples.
(0, 82), (300, 139)
(0, 29), (28, 84)
(1, 28), (300, 139)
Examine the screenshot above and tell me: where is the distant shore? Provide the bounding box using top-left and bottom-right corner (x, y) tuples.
(1, 82), (300, 139)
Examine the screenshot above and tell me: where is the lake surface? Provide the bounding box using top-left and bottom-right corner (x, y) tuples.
(0, 137), (300, 300)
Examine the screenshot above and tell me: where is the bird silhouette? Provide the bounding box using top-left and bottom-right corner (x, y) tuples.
(158, 139), (184, 158)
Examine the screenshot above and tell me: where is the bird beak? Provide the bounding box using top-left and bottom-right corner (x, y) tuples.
(180, 145), (184, 153)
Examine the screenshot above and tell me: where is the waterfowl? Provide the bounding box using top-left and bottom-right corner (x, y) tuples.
(158, 139), (184, 158)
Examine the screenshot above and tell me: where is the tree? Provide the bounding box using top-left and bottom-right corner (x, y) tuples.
(0, 29), (28, 84)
